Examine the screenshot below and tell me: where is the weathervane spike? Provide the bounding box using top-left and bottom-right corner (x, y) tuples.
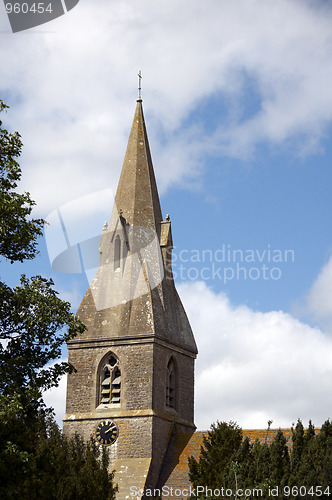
(138, 70), (142, 100)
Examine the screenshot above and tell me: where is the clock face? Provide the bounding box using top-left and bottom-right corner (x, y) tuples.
(95, 420), (118, 446)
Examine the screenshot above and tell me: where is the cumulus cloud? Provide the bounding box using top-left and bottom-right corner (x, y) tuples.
(178, 281), (332, 430)
(1, 0), (332, 216)
(43, 369), (67, 426)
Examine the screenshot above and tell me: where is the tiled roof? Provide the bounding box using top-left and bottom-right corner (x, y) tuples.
(243, 428), (293, 446)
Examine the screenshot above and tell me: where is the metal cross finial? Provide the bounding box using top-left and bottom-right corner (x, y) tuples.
(138, 70), (142, 100)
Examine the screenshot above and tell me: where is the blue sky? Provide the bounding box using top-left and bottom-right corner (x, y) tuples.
(1, 0), (332, 430)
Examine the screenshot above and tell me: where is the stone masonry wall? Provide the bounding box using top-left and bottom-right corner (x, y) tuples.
(153, 343), (195, 424)
(63, 416), (153, 460)
(65, 341), (154, 415)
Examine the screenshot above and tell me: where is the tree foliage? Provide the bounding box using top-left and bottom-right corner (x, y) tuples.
(0, 275), (85, 395)
(0, 100), (44, 263)
(189, 421), (243, 489)
(0, 408), (117, 500)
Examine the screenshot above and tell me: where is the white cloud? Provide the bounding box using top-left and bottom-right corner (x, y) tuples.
(178, 281), (332, 430)
(43, 371), (67, 427)
(1, 0), (332, 216)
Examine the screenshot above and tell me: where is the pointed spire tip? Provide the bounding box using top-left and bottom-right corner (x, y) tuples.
(137, 70), (142, 101)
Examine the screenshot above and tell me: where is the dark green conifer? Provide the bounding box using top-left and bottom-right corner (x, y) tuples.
(189, 421), (243, 491)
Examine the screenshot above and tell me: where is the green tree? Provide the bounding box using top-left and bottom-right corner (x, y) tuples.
(251, 439), (271, 487)
(189, 419), (332, 500)
(0, 409), (117, 499)
(269, 429), (290, 493)
(188, 421), (243, 492)
(0, 275), (85, 496)
(0, 100), (44, 262)
(291, 420), (305, 469)
(314, 419), (332, 492)
(0, 275), (84, 396)
(224, 438), (256, 493)
(288, 420), (316, 492)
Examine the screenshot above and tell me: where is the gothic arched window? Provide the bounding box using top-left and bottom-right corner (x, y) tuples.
(100, 354), (121, 405)
(114, 235), (121, 270)
(166, 357), (176, 408)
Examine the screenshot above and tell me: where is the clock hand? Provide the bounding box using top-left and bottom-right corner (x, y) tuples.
(105, 426), (115, 434)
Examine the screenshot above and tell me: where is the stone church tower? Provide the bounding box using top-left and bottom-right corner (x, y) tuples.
(63, 97), (197, 498)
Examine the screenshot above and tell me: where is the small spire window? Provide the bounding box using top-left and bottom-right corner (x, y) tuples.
(100, 355), (121, 405)
(166, 358), (176, 409)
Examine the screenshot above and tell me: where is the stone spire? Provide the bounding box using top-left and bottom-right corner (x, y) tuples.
(74, 98), (197, 354)
(64, 95), (197, 500)
(111, 98), (163, 236)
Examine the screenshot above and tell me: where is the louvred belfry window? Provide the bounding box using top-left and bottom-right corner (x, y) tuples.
(166, 358), (175, 408)
(100, 355), (121, 405)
